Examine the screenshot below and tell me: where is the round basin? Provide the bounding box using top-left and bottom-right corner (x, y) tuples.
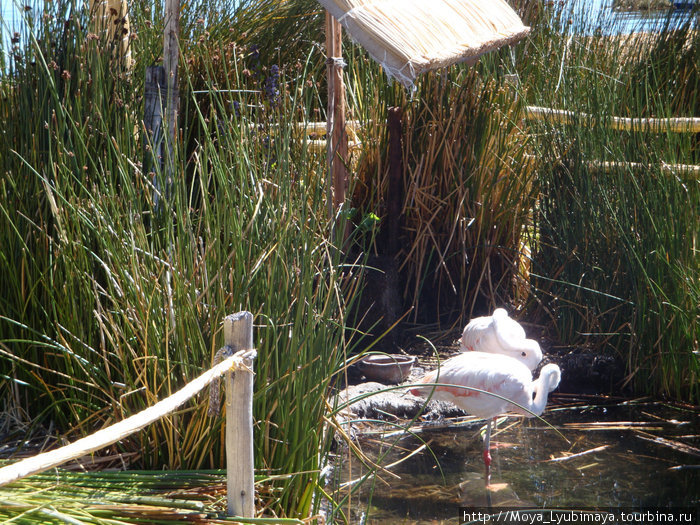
(356, 354), (416, 384)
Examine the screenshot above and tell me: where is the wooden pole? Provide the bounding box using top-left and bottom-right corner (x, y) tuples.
(143, 66), (165, 207)
(224, 311), (256, 518)
(325, 12), (348, 218)
(386, 107), (403, 257)
(163, 0), (180, 193)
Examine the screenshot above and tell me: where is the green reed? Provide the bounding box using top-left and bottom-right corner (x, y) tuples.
(2, 2), (698, 522)
(344, 45), (537, 328)
(516, 3), (699, 402)
(0, 0), (354, 518)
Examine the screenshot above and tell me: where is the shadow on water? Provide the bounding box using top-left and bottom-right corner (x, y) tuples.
(332, 398), (699, 524)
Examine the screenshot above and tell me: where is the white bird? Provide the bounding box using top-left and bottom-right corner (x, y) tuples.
(459, 308), (542, 371)
(410, 351), (561, 484)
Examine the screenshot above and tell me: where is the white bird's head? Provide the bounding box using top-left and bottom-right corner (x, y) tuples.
(514, 339), (543, 371)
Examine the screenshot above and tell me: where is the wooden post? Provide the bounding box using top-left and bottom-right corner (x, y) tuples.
(143, 66), (165, 207)
(325, 12), (348, 218)
(163, 0), (180, 192)
(386, 107), (403, 257)
(224, 311), (255, 517)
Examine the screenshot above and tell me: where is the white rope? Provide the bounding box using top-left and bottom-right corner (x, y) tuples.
(0, 349), (256, 487)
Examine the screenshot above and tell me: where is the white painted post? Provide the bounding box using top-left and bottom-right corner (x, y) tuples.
(224, 311), (255, 517)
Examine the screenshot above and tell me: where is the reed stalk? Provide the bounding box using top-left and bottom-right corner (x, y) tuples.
(0, 0), (353, 518)
(345, 46), (537, 327)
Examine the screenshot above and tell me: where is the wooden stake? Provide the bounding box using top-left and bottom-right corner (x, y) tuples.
(143, 66), (165, 198)
(163, 0), (180, 190)
(386, 107), (403, 256)
(325, 12), (348, 217)
(224, 311), (256, 518)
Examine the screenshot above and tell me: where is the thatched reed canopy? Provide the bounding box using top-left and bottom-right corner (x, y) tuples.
(317, 0), (530, 87)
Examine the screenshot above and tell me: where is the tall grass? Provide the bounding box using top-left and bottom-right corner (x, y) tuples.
(516, 3), (699, 402)
(0, 0), (353, 517)
(2, 2), (698, 522)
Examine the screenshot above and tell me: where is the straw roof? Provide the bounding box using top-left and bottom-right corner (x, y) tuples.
(317, 0), (530, 87)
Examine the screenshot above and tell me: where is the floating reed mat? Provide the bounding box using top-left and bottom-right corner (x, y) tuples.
(318, 0), (529, 87)
(0, 469), (230, 523)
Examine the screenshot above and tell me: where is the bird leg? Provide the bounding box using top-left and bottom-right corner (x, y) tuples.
(483, 418), (493, 486)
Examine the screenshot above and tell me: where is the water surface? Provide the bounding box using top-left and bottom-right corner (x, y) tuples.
(332, 398), (699, 524)
(563, 0), (696, 34)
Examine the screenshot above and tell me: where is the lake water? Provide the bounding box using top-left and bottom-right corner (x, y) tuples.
(329, 397), (699, 524)
(563, 0), (697, 34)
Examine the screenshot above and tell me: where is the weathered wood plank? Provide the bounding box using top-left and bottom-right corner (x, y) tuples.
(224, 312), (256, 518)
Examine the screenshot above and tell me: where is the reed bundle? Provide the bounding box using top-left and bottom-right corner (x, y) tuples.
(525, 105), (700, 134)
(89, 0), (133, 69)
(318, 0), (529, 86)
